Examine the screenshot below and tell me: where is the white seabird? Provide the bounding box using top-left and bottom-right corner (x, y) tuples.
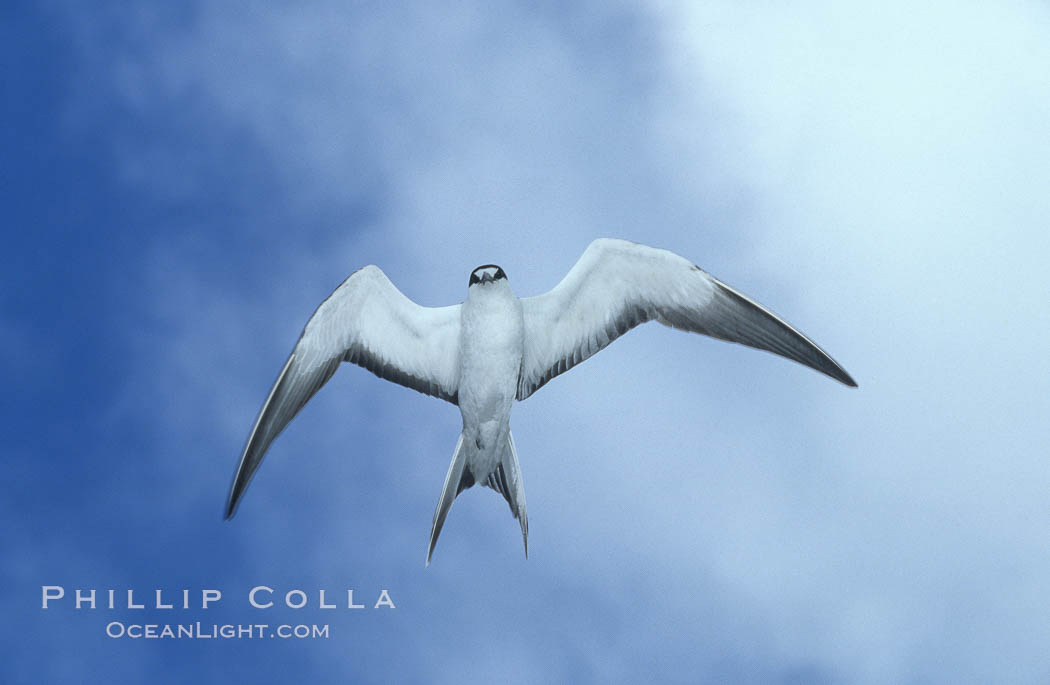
(225, 238), (856, 564)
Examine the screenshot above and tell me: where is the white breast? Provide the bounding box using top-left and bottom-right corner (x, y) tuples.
(457, 281), (524, 472)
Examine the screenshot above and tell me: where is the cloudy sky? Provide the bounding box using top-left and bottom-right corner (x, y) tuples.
(5, 1), (1050, 682)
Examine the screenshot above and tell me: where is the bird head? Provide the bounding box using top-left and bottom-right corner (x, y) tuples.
(468, 265), (507, 287)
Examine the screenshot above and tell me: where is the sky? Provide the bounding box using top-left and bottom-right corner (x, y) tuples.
(4, 1), (1050, 682)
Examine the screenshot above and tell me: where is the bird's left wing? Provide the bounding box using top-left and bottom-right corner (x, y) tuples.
(517, 239), (855, 400)
(226, 265), (461, 518)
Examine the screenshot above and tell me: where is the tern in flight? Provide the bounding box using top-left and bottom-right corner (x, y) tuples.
(225, 239), (856, 564)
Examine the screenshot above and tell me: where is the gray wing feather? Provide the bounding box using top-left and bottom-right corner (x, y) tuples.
(680, 278), (856, 387)
(226, 266), (461, 518)
(344, 344), (458, 403)
(225, 351), (340, 519)
(517, 239), (855, 400)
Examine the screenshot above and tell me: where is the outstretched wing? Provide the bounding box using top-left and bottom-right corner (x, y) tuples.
(517, 239), (856, 400)
(226, 265), (461, 518)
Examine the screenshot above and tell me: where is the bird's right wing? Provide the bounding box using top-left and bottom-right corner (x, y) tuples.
(226, 265), (462, 518)
(517, 238), (855, 400)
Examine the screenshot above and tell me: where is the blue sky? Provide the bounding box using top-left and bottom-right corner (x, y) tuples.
(5, 1), (1050, 682)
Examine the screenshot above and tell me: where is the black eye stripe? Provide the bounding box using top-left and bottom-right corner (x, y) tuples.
(469, 264), (507, 286)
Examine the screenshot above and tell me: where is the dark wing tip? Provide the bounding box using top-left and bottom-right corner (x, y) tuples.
(222, 350), (340, 524)
(224, 455), (254, 520)
(223, 489), (240, 520)
(823, 363), (858, 388)
(708, 281), (859, 388)
(224, 421), (284, 522)
(223, 413), (271, 522)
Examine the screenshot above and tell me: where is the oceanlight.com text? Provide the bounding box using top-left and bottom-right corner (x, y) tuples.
(105, 621), (330, 639)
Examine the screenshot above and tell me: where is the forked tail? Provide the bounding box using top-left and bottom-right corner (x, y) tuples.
(426, 431), (529, 566)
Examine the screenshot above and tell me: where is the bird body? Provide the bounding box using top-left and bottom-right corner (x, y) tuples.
(429, 267), (529, 564)
(225, 239), (856, 564)
(458, 267), (522, 467)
